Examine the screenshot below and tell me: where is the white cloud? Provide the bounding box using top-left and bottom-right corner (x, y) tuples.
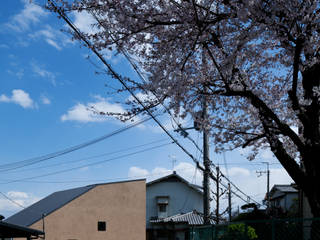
(6, 0), (48, 32)
(29, 25), (73, 51)
(31, 61), (56, 86)
(129, 160), (293, 209)
(228, 167), (250, 177)
(260, 149), (274, 160)
(7, 69), (24, 79)
(7, 191), (28, 199)
(128, 167), (149, 178)
(0, 89), (34, 108)
(127, 162), (200, 184)
(0, 191), (40, 213)
(73, 11), (98, 35)
(61, 96), (127, 123)
(40, 95), (51, 105)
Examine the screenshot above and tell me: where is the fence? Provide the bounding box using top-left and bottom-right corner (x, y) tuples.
(190, 218), (320, 240)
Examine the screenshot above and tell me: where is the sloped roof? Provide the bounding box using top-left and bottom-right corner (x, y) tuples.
(273, 185), (298, 193)
(150, 210), (214, 225)
(5, 185), (95, 227)
(147, 172), (203, 194)
(5, 179), (145, 227)
(269, 184), (298, 200)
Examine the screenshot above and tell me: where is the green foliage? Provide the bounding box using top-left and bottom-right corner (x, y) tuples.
(221, 223), (258, 240)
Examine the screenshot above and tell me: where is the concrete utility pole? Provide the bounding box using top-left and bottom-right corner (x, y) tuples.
(228, 183), (232, 221)
(257, 162), (270, 208)
(203, 88), (211, 225)
(215, 166), (220, 224)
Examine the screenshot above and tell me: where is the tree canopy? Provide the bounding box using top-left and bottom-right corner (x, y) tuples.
(49, 0), (320, 216)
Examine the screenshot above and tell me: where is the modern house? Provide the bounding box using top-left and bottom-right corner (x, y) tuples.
(268, 184), (298, 215)
(146, 171), (207, 240)
(5, 179), (146, 240)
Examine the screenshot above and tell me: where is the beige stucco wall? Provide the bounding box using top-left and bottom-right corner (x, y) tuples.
(30, 179), (146, 240)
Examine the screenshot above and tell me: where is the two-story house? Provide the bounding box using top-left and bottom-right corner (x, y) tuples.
(268, 184), (298, 216)
(146, 171), (206, 240)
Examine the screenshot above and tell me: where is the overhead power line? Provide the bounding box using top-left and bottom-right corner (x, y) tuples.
(48, 0), (206, 173)
(2, 138), (169, 174)
(1, 142), (173, 184)
(0, 117), (152, 171)
(0, 191), (26, 209)
(48, 0), (260, 207)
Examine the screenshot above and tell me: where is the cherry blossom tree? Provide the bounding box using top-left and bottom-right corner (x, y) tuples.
(49, 0), (320, 217)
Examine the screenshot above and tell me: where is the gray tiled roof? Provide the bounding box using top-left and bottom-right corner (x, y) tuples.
(150, 211), (214, 225)
(5, 185), (96, 227)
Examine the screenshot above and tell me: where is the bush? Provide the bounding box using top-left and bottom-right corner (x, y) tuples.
(221, 223), (258, 240)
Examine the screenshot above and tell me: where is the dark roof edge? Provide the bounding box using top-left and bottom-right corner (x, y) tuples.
(0, 221), (44, 235)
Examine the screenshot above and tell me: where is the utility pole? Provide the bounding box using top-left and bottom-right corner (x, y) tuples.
(215, 166), (220, 224)
(256, 162), (270, 208)
(228, 183), (232, 221)
(203, 87), (211, 225)
(174, 87), (211, 225)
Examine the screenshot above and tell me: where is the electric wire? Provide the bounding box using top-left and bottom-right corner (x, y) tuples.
(7, 166), (197, 184)
(2, 138), (169, 174)
(90, 10), (204, 155)
(0, 191), (26, 209)
(49, 0), (261, 206)
(0, 116), (152, 171)
(0, 142), (173, 184)
(48, 0), (205, 174)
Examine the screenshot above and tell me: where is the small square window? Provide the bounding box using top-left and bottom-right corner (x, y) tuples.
(98, 221), (106, 231)
(159, 204), (167, 212)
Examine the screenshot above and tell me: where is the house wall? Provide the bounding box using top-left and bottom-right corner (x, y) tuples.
(146, 180), (203, 228)
(30, 180), (146, 240)
(284, 193), (298, 211)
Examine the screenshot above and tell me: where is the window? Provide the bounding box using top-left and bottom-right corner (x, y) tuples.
(98, 221), (106, 231)
(159, 204), (167, 212)
(157, 196), (169, 218)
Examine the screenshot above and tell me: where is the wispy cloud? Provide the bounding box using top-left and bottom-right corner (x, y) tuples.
(0, 89), (35, 109)
(61, 95), (128, 123)
(0, 44), (9, 49)
(31, 61), (56, 86)
(7, 69), (24, 79)
(40, 95), (51, 105)
(5, 0), (48, 32)
(29, 25), (73, 51)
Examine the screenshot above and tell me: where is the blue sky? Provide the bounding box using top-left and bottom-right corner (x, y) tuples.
(0, 0), (293, 218)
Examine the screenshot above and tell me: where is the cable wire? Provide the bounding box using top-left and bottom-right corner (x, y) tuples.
(2, 138), (169, 174)
(48, 0), (205, 174)
(48, 0), (260, 206)
(0, 116), (152, 171)
(0, 191), (26, 209)
(1, 142), (173, 184)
